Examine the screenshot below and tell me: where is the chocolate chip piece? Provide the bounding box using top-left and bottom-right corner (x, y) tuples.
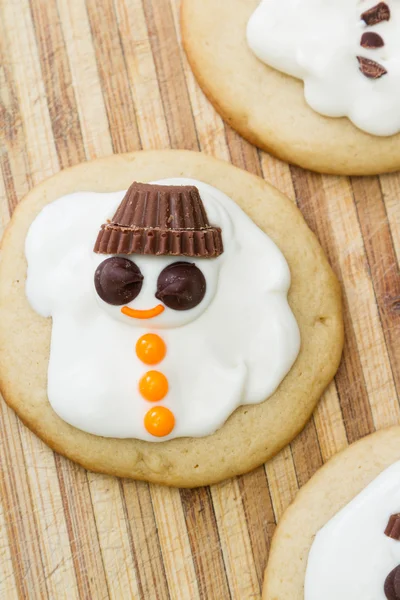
(361, 31), (384, 48)
(385, 514), (400, 540)
(156, 262), (206, 311)
(361, 2), (390, 25)
(385, 568), (396, 599)
(95, 257), (143, 305)
(384, 565), (400, 599)
(357, 56), (387, 78)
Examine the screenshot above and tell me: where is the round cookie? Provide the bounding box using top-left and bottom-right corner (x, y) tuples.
(263, 427), (400, 599)
(181, 0), (400, 175)
(0, 150), (343, 487)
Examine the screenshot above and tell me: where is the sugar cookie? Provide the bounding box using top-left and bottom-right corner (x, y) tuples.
(0, 151), (343, 486)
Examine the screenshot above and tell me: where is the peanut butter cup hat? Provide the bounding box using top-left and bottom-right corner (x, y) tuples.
(94, 182), (223, 258)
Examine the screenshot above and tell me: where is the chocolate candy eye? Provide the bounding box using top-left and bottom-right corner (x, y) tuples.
(384, 565), (400, 599)
(155, 262), (206, 311)
(95, 257), (143, 305)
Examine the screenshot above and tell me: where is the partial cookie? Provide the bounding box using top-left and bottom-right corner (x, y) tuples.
(182, 0), (400, 175)
(0, 150), (343, 487)
(263, 427), (400, 599)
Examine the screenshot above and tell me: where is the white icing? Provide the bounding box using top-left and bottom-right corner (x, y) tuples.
(305, 460), (400, 599)
(247, 0), (400, 136)
(25, 178), (300, 441)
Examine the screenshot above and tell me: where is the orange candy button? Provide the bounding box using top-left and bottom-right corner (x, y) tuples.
(139, 370), (168, 402)
(136, 333), (166, 365)
(144, 406), (175, 437)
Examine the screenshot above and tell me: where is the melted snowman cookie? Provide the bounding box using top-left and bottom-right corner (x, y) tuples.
(0, 151), (342, 485)
(182, 0), (400, 174)
(25, 178), (300, 441)
(247, 0), (400, 136)
(305, 461), (400, 599)
(262, 427), (400, 599)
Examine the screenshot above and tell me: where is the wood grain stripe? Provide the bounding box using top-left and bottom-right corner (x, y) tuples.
(2, 0), (59, 183)
(57, 0), (113, 159)
(85, 0), (142, 154)
(0, 174), (10, 244)
(0, 488), (18, 600)
(313, 382), (348, 462)
(114, 0), (170, 150)
(259, 153), (295, 201)
(18, 433), (79, 599)
(352, 177), (400, 413)
(238, 468), (276, 587)
(170, 0), (229, 160)
(87, 474), (140, 600)
(321, 175), (398, 431)
(225, 128), (263, 177)
(121, 481), (170, 600)
(0, 155), (19, 216)
(380, 173), (400, 265)
(180, 488), (231, 600)
(29, 0), (86, 167)
(151, 486), (201, 600)
(0, 403), (48, 598)
(265, 447), (299, 521)
(0, 40), (30, 213)
(55, 456), (109, 600)
(290, 168), (375, 443)
(143, 0), (198, 150)
(290, 420), (323, 487)
(211, 479), (260, 598)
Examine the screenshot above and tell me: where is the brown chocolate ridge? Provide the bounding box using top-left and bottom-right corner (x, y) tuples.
(94, 182), (223, 257)
(361, 2), (390, 26)
(357, 56), (387, 79)
(385, 514), (400, 540)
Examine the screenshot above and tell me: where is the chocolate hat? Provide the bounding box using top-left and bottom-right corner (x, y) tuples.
(94, 182), (223, 258)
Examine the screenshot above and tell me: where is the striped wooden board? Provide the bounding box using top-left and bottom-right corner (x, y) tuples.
(0, 1), (399, 598)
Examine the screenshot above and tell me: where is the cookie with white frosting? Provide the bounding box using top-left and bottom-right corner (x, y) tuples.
(182, 0), (400, 175)
(0, 151), (342, 486)
(263, 427), (400, 599)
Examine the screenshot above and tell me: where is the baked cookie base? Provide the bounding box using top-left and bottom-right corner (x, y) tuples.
(263, 427), (400, 598)
(0, 150), (343, 487)
(181, 0), (400, 176)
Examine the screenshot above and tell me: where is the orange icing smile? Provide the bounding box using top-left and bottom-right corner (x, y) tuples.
(121, 304), (165, 320)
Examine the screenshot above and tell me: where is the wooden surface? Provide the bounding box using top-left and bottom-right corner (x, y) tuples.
(0, 1), (399, 598)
